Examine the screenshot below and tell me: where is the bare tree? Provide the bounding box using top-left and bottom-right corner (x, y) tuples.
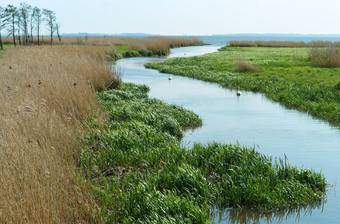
(55, 22), (62, 43)
(4, 5), (18, 46)
(16, 12), (21, 46)
(0, 6), (4, 50)
(29, 6), (35, 44)
(43, 9), (56, 45)
(19, 3), (32, 45)
(33, 7), (42, 45)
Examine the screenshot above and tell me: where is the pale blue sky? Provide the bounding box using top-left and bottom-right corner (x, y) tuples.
(1, 0), (340, 35)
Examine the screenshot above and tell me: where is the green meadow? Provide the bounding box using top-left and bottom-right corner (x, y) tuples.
(146, 47), (340, 127)
(80, 83), (326, 223)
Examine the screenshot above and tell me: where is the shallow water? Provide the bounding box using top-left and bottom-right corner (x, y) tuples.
(117, 45), (340, 224)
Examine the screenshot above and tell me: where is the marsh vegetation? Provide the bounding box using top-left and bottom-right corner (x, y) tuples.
(0, 37), (202, 223)
(0, 38), (331, 223)
(79, 83), (327, 223)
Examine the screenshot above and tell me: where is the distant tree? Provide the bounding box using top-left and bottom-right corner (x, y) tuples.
(33, 7), (42, 45)
(29, 6), (35, 44)
(16, 12), (21, 46)
(0, 6), (4, 50)
(19, 3), (31, 45)
(4, 5), (18, 46)
(55, 22), (61, 43)
(43, 9), (56, 45)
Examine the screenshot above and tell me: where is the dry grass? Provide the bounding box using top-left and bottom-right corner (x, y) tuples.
(2, 36), (203, 52)
(0, 46), (117, 223)
(230, 41), (340, 48)
(236, 59), (261, 72)
(309, 47), (340, 68)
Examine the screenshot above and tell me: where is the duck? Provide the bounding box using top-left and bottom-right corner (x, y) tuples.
(236, 87), (241, 96)
(168, 76), (172, 80)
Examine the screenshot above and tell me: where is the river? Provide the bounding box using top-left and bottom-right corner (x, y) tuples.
(117, 44), (340, 224)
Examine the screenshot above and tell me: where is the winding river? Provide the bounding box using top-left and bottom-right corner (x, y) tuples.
(117, 45), (340, 223)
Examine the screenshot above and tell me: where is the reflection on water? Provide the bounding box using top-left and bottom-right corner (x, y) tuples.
(214, 200), (325, 224)
(118, 45), (340, 223)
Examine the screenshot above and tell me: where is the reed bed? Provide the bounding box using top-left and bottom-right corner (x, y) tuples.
(0, 46), (119, 223)
(1, 36), (203, 56)
(309, 47), (340, 68)
(80, 83), (327, 223)
(229, 41), (340, 48)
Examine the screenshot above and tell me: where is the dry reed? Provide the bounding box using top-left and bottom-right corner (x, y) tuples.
(309, 47), (340, 68)
(236, 59), (261, 72)
(230, 41), (340, 48)
(2, 36), (203, 52)
(0, 46), (116, 223)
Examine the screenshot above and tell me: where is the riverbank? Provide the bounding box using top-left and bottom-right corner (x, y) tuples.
(146, 46), (340, 127)
(80, 82), (326, 222)
(0, 37), (205, 222)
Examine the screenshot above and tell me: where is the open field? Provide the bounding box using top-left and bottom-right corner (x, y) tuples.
(80, 83), (326, 222)
(146, 47), (340, 127)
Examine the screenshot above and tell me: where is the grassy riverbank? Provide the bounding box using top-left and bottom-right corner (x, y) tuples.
(146, 46), (340, 127)
(0, 37), (203, 222)
(80, 83), (327, 223)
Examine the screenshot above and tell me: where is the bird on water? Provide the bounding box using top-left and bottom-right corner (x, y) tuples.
(236, 87), (241, 96)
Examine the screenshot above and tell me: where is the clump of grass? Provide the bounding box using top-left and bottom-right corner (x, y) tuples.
(80, 83), (327, 222)
(236, 59), (261, 72)
(309, 47), (340, 68)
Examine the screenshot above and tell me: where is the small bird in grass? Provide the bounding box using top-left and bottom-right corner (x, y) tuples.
(236, 87), (241, 96)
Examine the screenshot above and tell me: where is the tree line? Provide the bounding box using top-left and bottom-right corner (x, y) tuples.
(0, 3), (61, 50)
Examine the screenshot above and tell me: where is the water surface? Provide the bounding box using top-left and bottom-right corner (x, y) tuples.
(118, 45), (340, 224)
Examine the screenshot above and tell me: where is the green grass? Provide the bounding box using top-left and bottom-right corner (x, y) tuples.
(145, 47), (340, 127)
(80, 83), (327, 223)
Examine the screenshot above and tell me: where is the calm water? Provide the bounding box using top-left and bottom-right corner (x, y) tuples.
(117, 40), (340, 223)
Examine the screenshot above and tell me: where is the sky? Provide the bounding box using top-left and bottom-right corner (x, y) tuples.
(1, 0), (340, 35)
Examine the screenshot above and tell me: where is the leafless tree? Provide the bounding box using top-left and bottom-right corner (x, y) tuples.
(43, 9), (56, 45)
(4, 5), (18, 46)
(0, 6), (4, 50)
(33, 7), (42, 45)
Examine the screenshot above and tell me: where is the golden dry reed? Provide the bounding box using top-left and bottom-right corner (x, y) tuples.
(2, 36), (203, 51)
(236, 59), (261, 72)
(229, 40), (340, 48)
(0, 46), (115, 223)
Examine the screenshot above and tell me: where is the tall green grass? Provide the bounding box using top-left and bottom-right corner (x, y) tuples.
(80, 83), (327, 223)
(146, 47), (340, 126)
